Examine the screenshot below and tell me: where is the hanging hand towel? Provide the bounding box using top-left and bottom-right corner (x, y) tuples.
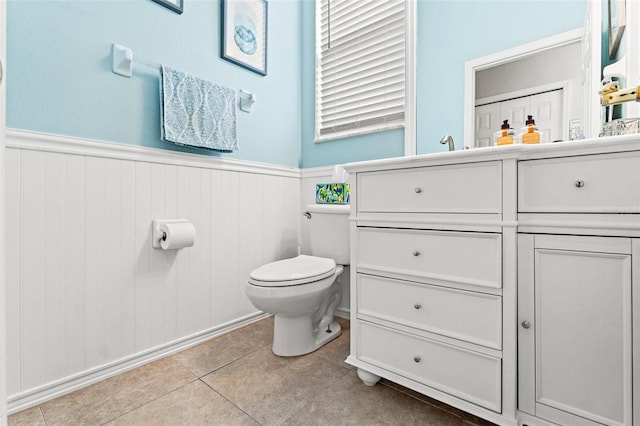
(160, 66), (238, 152)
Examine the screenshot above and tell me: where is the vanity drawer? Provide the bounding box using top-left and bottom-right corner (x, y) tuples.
(357, 275), (502, 349)
(357, 161), (502, 214)
(357, 228), (502, 290)
(519, 151), (640, 213)
(357, 321), (502, 412)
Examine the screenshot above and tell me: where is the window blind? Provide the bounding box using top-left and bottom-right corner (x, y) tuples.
(316, 0), (406, 140)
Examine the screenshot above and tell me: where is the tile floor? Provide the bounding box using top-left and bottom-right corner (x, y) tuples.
(8, 317), (496, 426)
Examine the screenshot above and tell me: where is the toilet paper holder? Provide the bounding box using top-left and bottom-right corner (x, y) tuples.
(152, 219), (191, 249)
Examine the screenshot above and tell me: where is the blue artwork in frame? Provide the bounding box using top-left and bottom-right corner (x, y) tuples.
(151, 0), (183, 14)
(221, 0), (268, 76)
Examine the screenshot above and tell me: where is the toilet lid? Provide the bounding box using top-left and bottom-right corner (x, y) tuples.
(249, 255), (336, 287)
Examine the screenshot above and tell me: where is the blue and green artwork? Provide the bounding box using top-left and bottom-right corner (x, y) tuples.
(316, 183), (350, 204)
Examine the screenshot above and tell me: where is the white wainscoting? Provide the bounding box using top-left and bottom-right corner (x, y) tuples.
(5, 130), (301, 412)
(300, 166), (351, 316)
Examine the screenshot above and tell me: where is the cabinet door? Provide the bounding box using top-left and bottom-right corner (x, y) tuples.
(518, 234), (633, 426)
(475, 102), (500, 147)
(501, 91), (563, 144)
(500, 96), (530, 133)
(529, 90), (563, 143)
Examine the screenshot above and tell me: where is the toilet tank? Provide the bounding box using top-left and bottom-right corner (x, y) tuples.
(305, 204), (350, 265)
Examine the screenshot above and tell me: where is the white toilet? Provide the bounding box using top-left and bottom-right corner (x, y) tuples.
(246, 204), (350, 356)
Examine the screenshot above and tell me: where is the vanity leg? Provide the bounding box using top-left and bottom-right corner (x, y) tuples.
(357, 368), (381, 386)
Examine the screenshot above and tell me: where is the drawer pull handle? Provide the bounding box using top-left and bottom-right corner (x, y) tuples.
(575, 180), (585, 188)
(412, 250), (420, 257)
(521, 320), (531, 329)
(414, 303), (422, 310)
(413, 356), (421, 363)
(414, 187), (423, 194)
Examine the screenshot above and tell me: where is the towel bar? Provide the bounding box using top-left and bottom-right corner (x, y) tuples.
(111, 43), (254, 114)
(238, 90), (256, 112)
(112, 44), (161, 77)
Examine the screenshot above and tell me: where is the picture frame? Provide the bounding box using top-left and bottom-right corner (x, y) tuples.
(608, 0), (626, 59)
(221, 0), (268, 76)
(151, 0), (183, 14)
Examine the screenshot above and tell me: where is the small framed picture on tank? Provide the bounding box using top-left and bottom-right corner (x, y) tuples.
(221, 0), (268, 76)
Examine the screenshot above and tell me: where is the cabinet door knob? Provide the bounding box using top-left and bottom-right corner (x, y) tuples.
(414, 356), (421, 363)
(412, 250), (420, 257)
(575, 180), (585, 188)
(521, 320), (531, 329)
(414, 303), (422, 310)
(414, 187), (423, 194)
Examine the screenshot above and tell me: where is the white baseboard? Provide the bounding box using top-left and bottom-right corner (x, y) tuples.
(335, 307), (350, 319)
(7, 312), (270, 415)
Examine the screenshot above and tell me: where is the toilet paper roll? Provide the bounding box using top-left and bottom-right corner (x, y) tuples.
(160, 221), (196, 250)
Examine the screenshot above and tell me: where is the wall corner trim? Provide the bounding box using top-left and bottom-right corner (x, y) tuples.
(299, 165), (336, 179)
(5, 129), (302, 178)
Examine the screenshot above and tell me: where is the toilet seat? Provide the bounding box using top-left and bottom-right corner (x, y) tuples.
(249, 255), (336, 287)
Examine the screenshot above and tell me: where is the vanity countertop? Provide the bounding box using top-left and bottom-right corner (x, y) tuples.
(343, 134), (640, 173)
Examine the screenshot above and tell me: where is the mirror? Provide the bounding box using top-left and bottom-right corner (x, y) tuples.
(463, 4), (602, 149)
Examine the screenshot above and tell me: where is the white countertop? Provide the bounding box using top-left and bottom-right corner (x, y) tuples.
(343, 134), (640, 173)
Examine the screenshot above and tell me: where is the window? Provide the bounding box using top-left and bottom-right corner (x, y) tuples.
(315, 0), (408, 142)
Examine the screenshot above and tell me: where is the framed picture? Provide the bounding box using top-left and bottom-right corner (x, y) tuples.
(151, 0), (183, 14)
(608, 0), (626, 59)
(221, 0), (268, 76)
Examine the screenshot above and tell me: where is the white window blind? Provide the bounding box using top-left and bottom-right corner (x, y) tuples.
(315, 0), (406, 141)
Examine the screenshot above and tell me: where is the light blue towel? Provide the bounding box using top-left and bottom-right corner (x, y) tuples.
(160, 66), (238, 152)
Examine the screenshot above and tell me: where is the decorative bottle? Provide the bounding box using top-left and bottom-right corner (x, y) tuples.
(519, 115), (541, 144)
(494, 120), (515, 146)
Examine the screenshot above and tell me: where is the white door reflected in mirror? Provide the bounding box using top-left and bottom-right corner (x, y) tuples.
(475, 89), (564, 146)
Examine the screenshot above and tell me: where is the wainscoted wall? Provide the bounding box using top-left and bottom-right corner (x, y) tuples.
(300, 167), (351, 315)
(5, 130), (301, 412)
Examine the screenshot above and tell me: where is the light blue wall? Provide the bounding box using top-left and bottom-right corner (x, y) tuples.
(8, 1), (588, 169)
(7, 0), (302, 168)
(418, 0), (587, 155)
(300, 0), (588, 167)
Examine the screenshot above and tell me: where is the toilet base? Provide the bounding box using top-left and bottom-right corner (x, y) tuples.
(272, 316), (342, 357)
(314, 320), (342, 350)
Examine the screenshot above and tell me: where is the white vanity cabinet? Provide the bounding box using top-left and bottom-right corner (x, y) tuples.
(345, 155), (519, 425)
(345, 138), (640, 426)
(517, 149), (640, 426)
